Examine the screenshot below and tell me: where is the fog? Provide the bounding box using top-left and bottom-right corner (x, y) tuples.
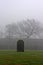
(0, 0), (43, 50)
(0, 0), (43, 27)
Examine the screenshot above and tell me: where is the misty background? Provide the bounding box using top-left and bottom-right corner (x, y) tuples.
(0, 0), (43, 50)
(0, 0), (43, 25)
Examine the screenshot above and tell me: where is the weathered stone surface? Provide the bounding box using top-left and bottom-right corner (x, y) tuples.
(17, 40), (24, 52)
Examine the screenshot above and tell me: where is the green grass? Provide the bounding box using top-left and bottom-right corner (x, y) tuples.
(0, 50), (43, 65)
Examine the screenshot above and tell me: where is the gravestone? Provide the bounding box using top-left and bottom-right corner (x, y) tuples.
(17, 40), (24, 52)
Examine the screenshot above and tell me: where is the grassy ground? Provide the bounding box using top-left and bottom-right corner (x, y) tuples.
(0, 50), (43, 65)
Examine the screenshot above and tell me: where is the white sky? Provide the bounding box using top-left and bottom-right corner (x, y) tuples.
(0, 0), (43, 27)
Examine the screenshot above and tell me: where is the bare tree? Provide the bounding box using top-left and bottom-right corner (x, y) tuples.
(5, 19), (41, 39)
(5, 22), (20, 39)
(25, 19), (40, 39)
(18, 19), (41, 39)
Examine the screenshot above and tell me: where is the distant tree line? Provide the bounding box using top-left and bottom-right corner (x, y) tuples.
(0, 38), (43, 50)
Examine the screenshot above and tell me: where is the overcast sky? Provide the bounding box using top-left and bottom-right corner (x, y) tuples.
(0, 0), (43, 27)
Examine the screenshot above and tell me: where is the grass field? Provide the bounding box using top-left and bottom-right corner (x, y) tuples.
(0, 50), (43, 65)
